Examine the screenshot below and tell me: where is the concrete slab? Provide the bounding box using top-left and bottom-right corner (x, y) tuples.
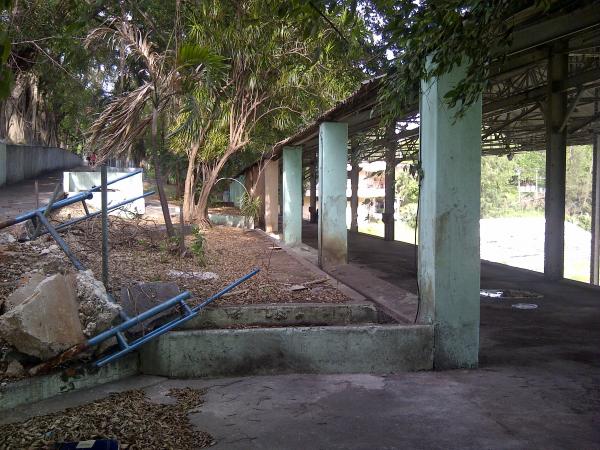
(181, 303), (389, 329)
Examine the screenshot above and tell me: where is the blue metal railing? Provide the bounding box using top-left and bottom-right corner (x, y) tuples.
(89, 268), (260, 367)
(0, 169), (145, 229)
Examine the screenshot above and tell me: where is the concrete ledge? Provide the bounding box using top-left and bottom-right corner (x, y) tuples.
(181, 303), (390, 329)
(0, 353), (139, 412)
(140, 324), (433, 377)
(208, 213), (251, 228)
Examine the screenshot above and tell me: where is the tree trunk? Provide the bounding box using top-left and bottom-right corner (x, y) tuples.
(152, 108), (175, 237)
(195, 169), (217, 228)
(195, 152), (231, 228)
(182, 144), (200, 223)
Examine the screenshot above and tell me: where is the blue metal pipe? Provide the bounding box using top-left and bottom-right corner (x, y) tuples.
(32, 191), (155, 237)
(35, 212), (86, 271)
(92, 268), (260, 367)
(0, 169), (144, 229)
(87, 291), (192, 346)
(88, 169), (143, 193)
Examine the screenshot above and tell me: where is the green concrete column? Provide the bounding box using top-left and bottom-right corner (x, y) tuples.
(418, 61), (482, 369)
(282, 146), (302, 246)
(264, 159), (279, 234)
(318, 122), (348, 267)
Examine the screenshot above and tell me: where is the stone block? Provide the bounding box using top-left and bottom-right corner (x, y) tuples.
(0, 274), (85, 360)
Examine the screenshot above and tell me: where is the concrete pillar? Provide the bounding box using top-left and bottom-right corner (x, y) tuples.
(384, 127), (396, 241)
(591, 133), (600, 285)
(309, 159), (318, 223)
(318, 122), (348, 267)
(282, 146), (302, 246)
(418, 61), (482, 369)
(350, 159), (359, 232)
(544, 45), (568, 281)
(264, 159), (279, 234)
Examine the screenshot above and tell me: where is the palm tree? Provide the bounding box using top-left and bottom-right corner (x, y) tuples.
(87, 20), (178, 236)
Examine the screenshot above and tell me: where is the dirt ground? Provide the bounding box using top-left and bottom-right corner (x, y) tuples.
(0, 205), (349, 309)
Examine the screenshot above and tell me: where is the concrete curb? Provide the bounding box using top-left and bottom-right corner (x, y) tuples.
(183, 302), (391, 329)
(0, 353), (139, 412)
(140, 324), (434, 377)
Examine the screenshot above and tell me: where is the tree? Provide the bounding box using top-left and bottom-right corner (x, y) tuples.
(174, 0), (366, 227)
(86, 20), (181, 236)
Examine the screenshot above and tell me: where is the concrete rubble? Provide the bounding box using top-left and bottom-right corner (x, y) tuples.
(75, 270), (121, 337)
(0, 274), (86, 359)
(0, 232), (16, 245)
(167, 269), (219, 280)
(0, 268), (122, 363)
(4, 360), (25, 378)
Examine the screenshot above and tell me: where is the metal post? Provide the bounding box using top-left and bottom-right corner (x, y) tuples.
(34, 180), (39, 209)
(32, 182), (62, 238)
(384, 125), (397, 241)
(179, 204), (185, 256)
(101, 165), (109, 288)
(35, 212), (85, 271)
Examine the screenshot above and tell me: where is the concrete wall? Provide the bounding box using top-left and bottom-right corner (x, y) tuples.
(63, 169), (145, 215)
(0, 142), (82, 187)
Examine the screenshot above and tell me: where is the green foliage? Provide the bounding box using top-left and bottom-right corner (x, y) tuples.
(240, 192), (262, 221)
(481, 154), (519, 217)
(365, 0), (554, 120)
(565, 145), (593, 231)
(190, 225), (207, 266)
(479, 147), (593, 231)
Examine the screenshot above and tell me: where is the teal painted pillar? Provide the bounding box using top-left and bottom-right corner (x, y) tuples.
(318, 122), (348, 267)
(417, 61), (482, 369)
(282, 146), (302, 246)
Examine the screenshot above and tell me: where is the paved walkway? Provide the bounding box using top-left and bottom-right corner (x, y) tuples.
(0, 170), (67, 221)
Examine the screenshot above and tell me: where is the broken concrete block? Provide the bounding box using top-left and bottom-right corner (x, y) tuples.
(4, 360), (25, 378)
(75, 270), (121, 338)
(5, 272), (47, 311)
(121, 282), (180, 333)
(289, 284), (308, 292)
(0, 232), (16, 245)
(0, 274), (85, 360)
(167, 269), (218, 280)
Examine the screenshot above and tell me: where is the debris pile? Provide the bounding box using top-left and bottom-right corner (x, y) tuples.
(0, 230), (121, 381)
(0, 388), (214, 449)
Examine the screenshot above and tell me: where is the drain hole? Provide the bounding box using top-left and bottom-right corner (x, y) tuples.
(480, 289), (543, 299)
(511, 303), (539, 310)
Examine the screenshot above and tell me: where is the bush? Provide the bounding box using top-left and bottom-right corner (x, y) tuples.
(240, 192), (261, 227)
(190, 225), (207, 266)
